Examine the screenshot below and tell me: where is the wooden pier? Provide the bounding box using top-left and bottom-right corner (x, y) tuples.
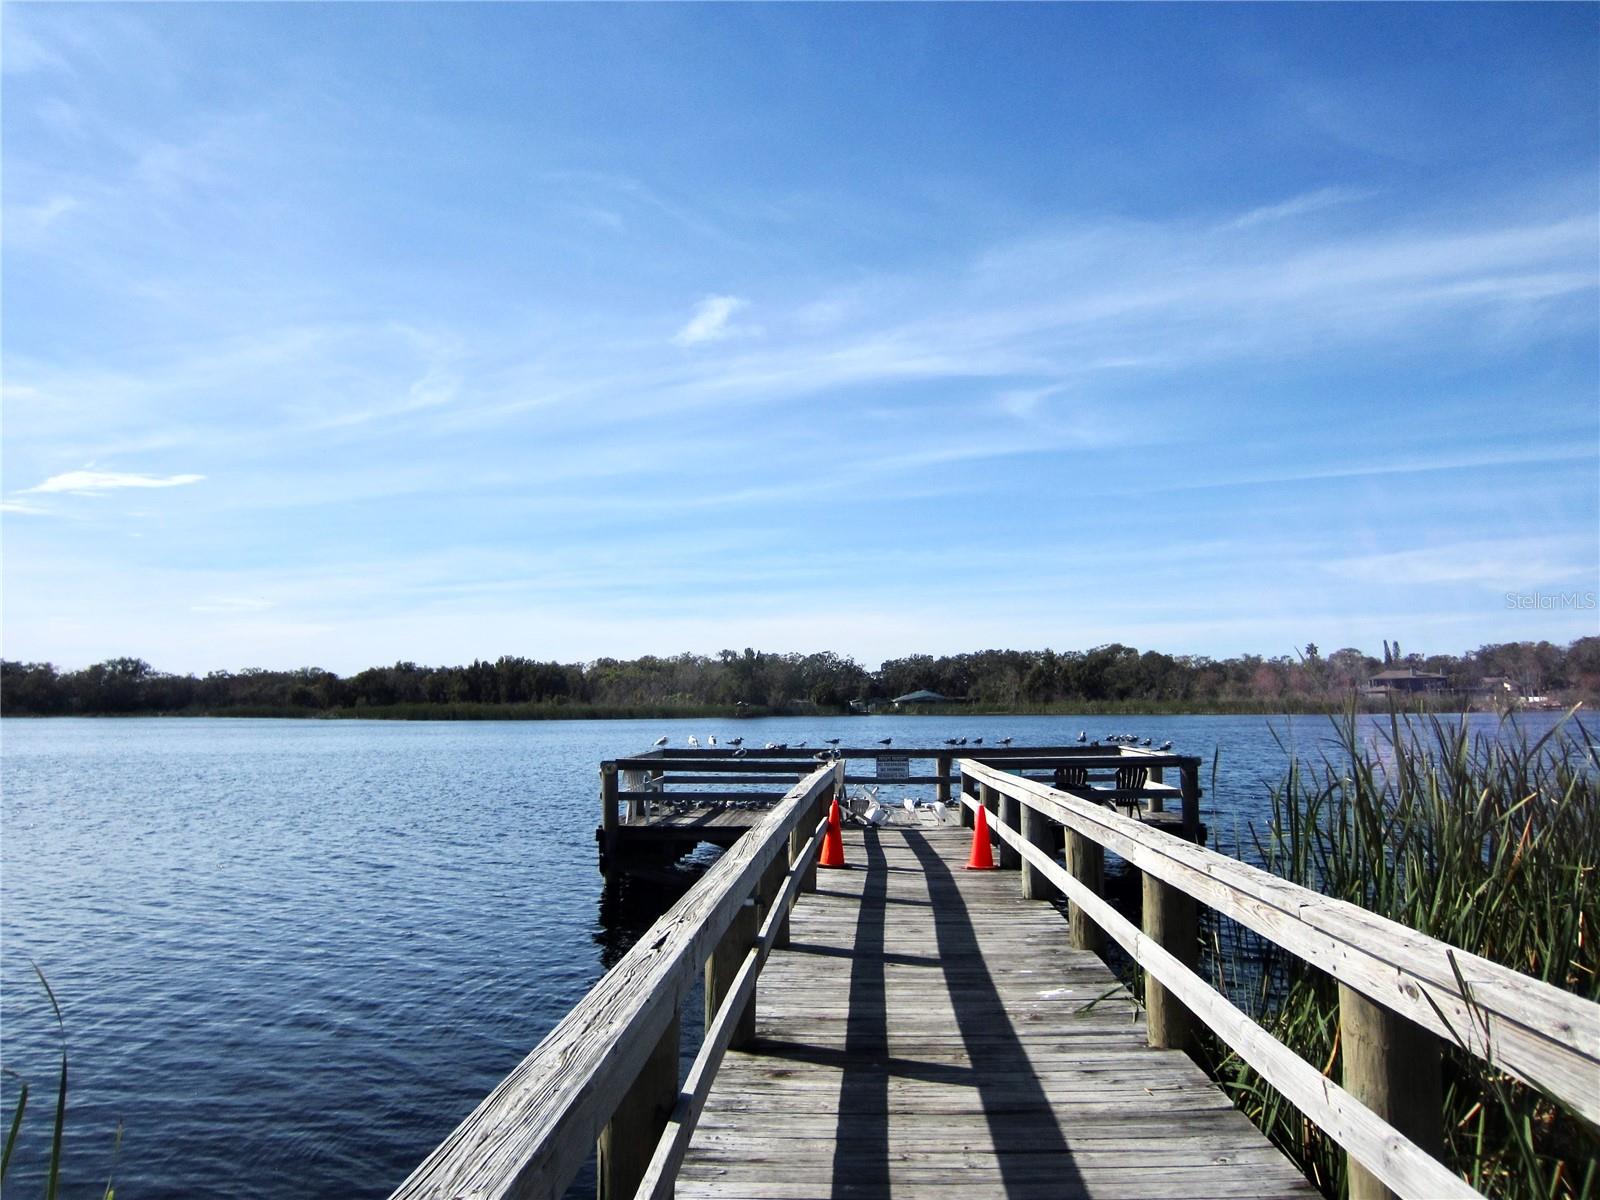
(393, 753), (1599, 1200)
(597, 745), (1203, 878)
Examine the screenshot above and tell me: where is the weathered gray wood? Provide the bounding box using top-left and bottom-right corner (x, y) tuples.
(677, 826), (1318, 1200)
(976, 786), (1485, 1200)
(598, 1013), (678, 1200)
(759, 850), (789, 950)
(959, 775), (975, 828)
(601, 763), (619, 875)
(707, 900), (758, 1049)
(391, 766), (836, 1200)
(1019, 800), (1058, 901)
(1064, 825), (1104, 954)
(936, 754), (951, 806)
(958, 759), (1600, 1124)
(997, 787), (1021, 869)
(1340, 984), (1443, 1200)
(1142, 873), (1197, 1053)
(638, 813), (828, 1200)
(1179, 763), (1200, 841)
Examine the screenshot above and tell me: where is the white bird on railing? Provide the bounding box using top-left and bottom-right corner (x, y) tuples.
(687, 735), (699, 748)
(654, 736), (668, 747)
(708, 734), (717, 747)
(998, 737), (1013, 746)
(1159, 740), (1172, 751)
(1077, 731), (1087, 743)
(824, 738), (841, 746)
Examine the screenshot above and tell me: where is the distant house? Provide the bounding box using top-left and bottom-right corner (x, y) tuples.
(891, 689), (952, 708)
(1363, 668), (1450, 697)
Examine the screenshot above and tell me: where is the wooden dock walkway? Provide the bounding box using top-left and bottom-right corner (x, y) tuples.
(677, 826), (1315, 1199)
(393, 754), (1598, 1200)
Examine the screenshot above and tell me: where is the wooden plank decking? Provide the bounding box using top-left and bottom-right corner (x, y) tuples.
(677, 826), (1317, 1199)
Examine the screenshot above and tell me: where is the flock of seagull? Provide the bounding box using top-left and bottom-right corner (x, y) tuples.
(650, 732), (1173, 753)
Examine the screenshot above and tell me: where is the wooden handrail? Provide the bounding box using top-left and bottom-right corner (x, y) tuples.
(391, 763), (840, 1200)
(958, 759), (1600, 1199)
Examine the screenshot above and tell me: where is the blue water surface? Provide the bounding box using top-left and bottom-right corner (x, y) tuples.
(0, 711), (1576, 1197)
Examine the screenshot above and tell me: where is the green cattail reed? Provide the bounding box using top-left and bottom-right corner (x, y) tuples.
(1204, 707), (1599, 1200)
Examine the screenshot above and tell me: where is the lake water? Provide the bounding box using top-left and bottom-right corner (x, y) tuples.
(0, 711), (1577, 1197)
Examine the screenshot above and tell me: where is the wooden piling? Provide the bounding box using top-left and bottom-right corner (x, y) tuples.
(1142, 873), (1198, 1052)
(1019, 800), (1058, 901)
(1339, 985), (1444, 1200)
(1064, 828), (1103, 953)
(598, 1012), (679, 1200)
(600, 763), (619, 877)
(1180, 762), (1201, 843)
(996, 785), (1021, 869)
(706, 899), (758, 1049)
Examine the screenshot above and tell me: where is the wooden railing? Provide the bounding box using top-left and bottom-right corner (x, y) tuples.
(391, 763), (841, 1200)
(958, 758), (1600, 1200)
(602, 742), (1201, 838)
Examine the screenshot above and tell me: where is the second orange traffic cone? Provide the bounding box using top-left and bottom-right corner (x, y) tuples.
(819, 795), (847, 868)
(965, 802), (996, 870)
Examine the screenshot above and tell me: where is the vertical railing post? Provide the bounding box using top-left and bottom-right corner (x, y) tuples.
(706, 900), (758, 1048)
(1339, 986), (1444, 1200)
(1064, 827), (1103, 953)
(1180, 762), (1201, 842)
(995, 785), (1020, 869)
(1020, 799), (1058, 901)
(1141, 875), (1198, 1052)
(759, 844), (789, 949)
(597, 1012), (679, 1200)
(959, 773), (976, 828)
(1147, 761), (1165, 813)
(600, 762), (619, 878)
(936, 754), (951, 807)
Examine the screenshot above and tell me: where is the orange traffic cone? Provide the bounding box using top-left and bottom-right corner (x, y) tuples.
(819, 795), (847, 869)
(965, 803), (996, 870)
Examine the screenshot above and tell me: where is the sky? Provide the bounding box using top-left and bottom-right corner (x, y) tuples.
(3, 3), (1597, 675)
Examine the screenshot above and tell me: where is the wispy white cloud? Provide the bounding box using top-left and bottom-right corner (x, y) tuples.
(1325, 538), (1592, 589)
(23, 470), (205, 495)
(0, 501), (54, 516)
(674, 294), (749, 346)
(1228, 186), (1376, 230)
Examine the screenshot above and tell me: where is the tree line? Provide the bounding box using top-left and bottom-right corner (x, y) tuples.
(2, 638), (1595, 717)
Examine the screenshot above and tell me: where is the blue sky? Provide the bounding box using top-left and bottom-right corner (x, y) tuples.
(3, 3), (1596, 674)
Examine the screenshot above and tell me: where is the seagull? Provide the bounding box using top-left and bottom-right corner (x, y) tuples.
(1077, 731), (1087, 743)
(972, 737), (983, 746)
(728, 737), (744, 747)
(794, 741), (806, 748)
(877, 737), (892, 746)
(956, 737), (967, 746)
(1141, 738), (1152, 746)
(943, 738), (960, 746)
(931, 800), (950, 824)
(687, 735), (699, 748)
(734, 747), (748, 757)
(1159, 740), (1172, 751)
(654, 736), (668, 747)
(824, 738), (841, 746)
(998, 736), (1013, 746)
(708, 734), (717, 747)
(903, 796), (918, 818)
